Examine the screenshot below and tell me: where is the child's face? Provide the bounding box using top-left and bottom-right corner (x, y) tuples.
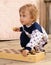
(19, 10), (33, 26)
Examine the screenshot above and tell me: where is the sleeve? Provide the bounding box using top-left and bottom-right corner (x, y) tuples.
(25, 29), (44, 51)
(20, 27), (23, 31)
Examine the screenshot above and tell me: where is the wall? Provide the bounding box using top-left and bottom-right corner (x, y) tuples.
(39, 0), (51, 34)
(0, 0), (39, 40)
(39, 0), (46, 28)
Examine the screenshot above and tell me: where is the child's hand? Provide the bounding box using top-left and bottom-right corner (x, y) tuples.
(21, 50), (29, 56)
(13, 27), (20, 32)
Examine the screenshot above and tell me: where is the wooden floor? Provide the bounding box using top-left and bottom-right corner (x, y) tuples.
(0, 35), (51, 65)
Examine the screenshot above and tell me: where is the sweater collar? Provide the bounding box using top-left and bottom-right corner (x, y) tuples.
(26, 22), (35, 28)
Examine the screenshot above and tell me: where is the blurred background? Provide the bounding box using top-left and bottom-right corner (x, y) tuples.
(0, 0), (51, 40)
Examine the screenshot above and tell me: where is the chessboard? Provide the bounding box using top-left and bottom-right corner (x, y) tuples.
(0, 48), (45, 62)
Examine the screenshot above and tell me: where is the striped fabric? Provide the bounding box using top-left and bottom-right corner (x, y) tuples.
(0, 48), (21, 54)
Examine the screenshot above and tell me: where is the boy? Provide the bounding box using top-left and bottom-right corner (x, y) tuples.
(13, 4), (48, 56)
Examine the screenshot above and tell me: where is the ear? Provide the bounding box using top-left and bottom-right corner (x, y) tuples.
(31, 18), (34, 22)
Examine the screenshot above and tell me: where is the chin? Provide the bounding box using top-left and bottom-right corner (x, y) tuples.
(22, 23), (25, 25)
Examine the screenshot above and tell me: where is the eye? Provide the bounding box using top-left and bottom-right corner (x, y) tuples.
(23, 15), (26, 17)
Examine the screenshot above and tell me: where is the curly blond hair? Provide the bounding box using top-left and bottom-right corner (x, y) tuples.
(19, 4), (38, 22)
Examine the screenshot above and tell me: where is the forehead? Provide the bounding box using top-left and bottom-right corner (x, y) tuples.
(19, 9), (30, 15)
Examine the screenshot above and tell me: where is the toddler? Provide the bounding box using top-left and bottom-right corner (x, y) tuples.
(13, 4), (48, 56)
